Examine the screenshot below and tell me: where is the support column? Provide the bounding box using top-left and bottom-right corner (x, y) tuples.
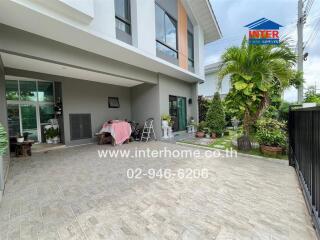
(0, 54), (9, 193)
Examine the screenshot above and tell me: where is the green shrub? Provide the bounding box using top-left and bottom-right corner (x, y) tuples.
(197, 121), (207, 132)
(161, 114), (171, 122)
(305, 87), (320, 104)
(198, 96), (210, 122)
(255, 118), (287, 148)
(278, 101), (291, 121)
(206, 92), (226, 135)
(0, 123), (8, 156)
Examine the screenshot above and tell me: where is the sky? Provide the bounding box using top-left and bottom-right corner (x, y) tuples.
(206, 0), (320, 102)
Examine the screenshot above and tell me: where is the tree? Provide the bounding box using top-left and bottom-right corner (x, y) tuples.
(206, 92), (226, 135)
(218, 36), (302, 136)
(304, 86), (320, 103)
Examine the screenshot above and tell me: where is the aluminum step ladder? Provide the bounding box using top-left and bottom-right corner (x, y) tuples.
(140, 118), (156, 142)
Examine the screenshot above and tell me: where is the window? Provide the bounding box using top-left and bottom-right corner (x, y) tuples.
(108, 97), (120, 108)
(20, 81), (37, 102)
(40, 104), (55, 123)
(7, 104), (20, 137)
(38, 81), (54, 102)
(5, 80), (19, 100)
(188, 31), (194, 69)
(115, 0), (131, 34)
(155, 4), (178, 59)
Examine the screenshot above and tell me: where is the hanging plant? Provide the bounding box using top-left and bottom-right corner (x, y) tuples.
(0, 123), (8, 156)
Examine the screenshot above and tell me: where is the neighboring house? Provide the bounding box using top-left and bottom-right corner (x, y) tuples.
(199, 62), (231, 99)
(0, 1), (221, 190)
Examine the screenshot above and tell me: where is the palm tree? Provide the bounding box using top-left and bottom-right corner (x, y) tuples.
(218, 36), (301, 136)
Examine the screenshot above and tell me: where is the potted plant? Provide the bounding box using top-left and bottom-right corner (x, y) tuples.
(256, 118), (287, 155)
(0, 123), (8, 164)
(44, 127), (55, 144)
(206, 92), (226, 139)
(195, 121), (206, 138)
(16, 133), (24, 143)
(161, 114), (171, 128)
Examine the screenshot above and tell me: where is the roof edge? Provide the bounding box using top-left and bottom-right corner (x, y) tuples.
(206, 0), (223, 39)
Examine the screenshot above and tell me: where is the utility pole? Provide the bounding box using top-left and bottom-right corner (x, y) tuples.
(297, 0), (304, 103)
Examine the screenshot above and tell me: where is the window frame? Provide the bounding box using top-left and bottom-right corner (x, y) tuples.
(187, 30), (194, 68)
(115, 0), (131, 35)
(155, 3), (178, 58)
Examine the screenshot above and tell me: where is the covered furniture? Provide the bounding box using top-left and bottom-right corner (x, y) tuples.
(13, 140), (35, 157)
(99, 121), (131, 145)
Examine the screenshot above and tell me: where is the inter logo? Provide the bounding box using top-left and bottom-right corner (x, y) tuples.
(244, 18), (283, 45)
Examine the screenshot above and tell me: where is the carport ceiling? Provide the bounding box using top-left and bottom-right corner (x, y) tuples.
(1, 53), (142, 87)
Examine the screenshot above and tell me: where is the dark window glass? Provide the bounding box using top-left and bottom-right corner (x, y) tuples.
(7, 104), (20, 137)
(21, 104), (38, 141)
(5, 80), (19, 100)
(20, 81), (37, 102)
(38, 81), (54, 102)
(155, 4), (177, 59)
(115, 0), (131, 34)
(188, 31), (194, 67)
(40, 104), (55, 123)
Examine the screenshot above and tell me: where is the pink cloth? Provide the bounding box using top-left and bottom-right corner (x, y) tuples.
(99, 121), (131, 145)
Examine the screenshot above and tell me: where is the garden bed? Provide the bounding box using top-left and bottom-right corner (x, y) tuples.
(179, 130), (288, 160)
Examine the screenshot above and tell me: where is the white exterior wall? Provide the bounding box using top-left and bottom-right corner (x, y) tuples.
(131, 0), (156, 55)
(200, 71), (231, 97)
(194, 25), (205, 78)
(12, 0), (116, 38)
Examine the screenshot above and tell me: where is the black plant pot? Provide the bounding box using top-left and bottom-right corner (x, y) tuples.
(237, 135), (252, 151)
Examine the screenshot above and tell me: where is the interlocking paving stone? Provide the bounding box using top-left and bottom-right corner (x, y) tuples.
(0, 142), (317, 240)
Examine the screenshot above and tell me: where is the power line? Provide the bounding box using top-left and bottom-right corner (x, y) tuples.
(304, 18), (320, 48)
(305, 0), (315, 15)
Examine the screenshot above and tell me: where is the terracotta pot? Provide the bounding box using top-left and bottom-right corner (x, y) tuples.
(211, 132), (216, 139)
(195, 131), (205, 138)
(260, 145), (283, 155)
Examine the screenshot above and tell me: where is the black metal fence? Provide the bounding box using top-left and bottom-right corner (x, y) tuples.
(288, 106), (320, 236)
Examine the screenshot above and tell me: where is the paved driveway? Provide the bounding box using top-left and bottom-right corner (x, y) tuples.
(0, 142), (316, 240)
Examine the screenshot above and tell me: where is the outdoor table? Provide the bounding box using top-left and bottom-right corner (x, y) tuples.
(99, 121), (131, 145)
(14, 140), (35, 157)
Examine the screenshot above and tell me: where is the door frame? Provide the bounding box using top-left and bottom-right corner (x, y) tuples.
(169, 95), (187, 132)
(5, 76), (55, 142)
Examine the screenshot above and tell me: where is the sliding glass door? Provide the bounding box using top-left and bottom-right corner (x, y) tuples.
(5, 78), (55, 142)
(169, 95), (187, 132)
(20, 104), (38, 141)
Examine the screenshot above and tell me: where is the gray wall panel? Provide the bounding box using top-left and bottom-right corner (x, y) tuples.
(5, 68), (132, 145)
(131, 82), (161, 138)
(159, 74), (197, 128)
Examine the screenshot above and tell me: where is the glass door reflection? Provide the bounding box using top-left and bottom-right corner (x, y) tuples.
(20, 104), (38, 141)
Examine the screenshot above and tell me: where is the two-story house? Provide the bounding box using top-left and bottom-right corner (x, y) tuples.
(0, 0), (221, 191)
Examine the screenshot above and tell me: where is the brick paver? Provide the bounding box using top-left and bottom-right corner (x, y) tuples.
(0, 142), (316, 239)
